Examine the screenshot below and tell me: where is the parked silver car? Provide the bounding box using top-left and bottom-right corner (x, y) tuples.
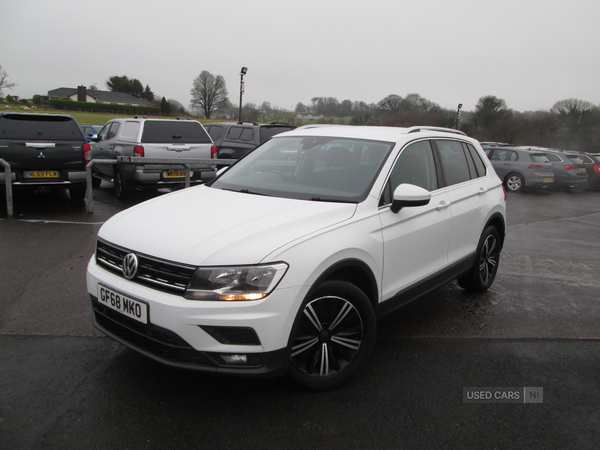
(482, 146), (554, 192)
(534, 149), (588, 189)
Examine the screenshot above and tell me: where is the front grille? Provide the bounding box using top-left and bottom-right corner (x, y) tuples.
(96, 239), (195, 295)
(92, 297), (214, 367)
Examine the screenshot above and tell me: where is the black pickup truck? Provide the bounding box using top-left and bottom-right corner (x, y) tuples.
(0, 112), (88, 201)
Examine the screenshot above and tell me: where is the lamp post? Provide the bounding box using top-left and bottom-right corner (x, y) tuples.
(238, 67), (247, 124)
(455, 103), (463, 129)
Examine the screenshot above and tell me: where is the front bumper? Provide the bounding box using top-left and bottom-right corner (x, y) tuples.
(86, 257), (301, 375)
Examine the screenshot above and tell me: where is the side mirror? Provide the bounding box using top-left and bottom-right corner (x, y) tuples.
(91, 134), (99, 142)
(391, 184), (431, 213)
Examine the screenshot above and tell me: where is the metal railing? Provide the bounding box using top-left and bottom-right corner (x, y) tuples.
(85, 157), (234, 213)
(1, 157), (234, 216)
(1, 159), (14, 216)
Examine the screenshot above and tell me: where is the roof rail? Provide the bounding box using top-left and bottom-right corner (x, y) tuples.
(405, 126), (466, 136)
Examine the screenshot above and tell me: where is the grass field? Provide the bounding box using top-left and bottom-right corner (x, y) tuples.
(1, 104), (214, 126)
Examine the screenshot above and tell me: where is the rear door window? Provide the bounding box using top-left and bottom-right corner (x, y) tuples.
(434, 140), (472, 186)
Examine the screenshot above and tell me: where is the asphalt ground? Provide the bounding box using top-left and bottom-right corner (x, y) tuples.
(1, 183), (599, 449)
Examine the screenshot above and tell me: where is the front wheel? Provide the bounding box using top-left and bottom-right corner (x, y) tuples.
(287, 280), (376, 390)
(457, 226), (501, 292)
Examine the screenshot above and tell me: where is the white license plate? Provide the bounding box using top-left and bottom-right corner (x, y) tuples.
(98, 285), (148, 324)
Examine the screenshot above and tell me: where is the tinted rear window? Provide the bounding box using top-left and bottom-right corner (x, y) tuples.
(260, 126), (295, 143)
(0, 114), (83, 140)
(141, 121), (212, 144)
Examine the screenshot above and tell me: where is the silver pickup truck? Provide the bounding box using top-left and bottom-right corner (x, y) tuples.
(0, 112), (88, 201)
(90, 117), (216, 198)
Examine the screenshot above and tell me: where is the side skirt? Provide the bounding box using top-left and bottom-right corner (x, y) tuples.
(376, 253), (475, 321)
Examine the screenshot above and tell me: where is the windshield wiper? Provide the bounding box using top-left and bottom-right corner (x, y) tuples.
(230, 188), (268, 196)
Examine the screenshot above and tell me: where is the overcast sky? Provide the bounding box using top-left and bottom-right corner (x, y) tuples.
(2, 0), (599, 113)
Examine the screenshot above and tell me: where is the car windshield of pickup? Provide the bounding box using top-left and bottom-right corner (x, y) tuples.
(0, 113), (83, 140)
(211, 136), (394, 202)
(141, 121), (212, 144)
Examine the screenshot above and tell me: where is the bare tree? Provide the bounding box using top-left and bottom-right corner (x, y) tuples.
(190, 71), (229, 119)
(550, 98), (599, 133)
(0, 65), (17, 96)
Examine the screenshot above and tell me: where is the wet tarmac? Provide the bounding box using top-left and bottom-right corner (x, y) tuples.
(1, 184), (599, 449)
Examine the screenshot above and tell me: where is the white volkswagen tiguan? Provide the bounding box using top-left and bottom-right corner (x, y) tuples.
(87, 125), (506, 390)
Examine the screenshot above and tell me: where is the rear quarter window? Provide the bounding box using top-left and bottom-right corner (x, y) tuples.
(141, 121), (212, 144)
(0, 114), (84, 140)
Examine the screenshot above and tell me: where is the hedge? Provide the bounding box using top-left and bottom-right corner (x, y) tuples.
(49, 99), (162, 115)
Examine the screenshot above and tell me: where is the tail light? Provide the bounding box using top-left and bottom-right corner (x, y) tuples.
(594, 166), (600, 173)
(134, 145), (144, 166)
(564, 165), (578, 170)
(83, 143), (92, 165)
(211, 145), (217, 159)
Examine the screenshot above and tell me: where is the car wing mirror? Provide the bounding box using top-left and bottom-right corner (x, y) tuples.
(391, 183), (431, 213)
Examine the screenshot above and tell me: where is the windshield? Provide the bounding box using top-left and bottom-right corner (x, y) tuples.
(211, 136), (395, 202)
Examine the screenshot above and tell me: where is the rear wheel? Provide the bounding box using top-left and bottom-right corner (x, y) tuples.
(504, 173), (524, 192)
(287, 280), (376, 390)
(91, 174), (102, 188)
(457, 226), (501, 292)
(113, 168), (130, 200)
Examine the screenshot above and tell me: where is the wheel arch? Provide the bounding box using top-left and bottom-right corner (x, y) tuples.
(484, 212), (506, 250)
(305, 258), (379, 313)
(503, 171), (525, 188)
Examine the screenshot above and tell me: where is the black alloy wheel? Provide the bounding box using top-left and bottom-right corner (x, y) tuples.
(457, 226), (501, 292)
(287, 280), (376, 390)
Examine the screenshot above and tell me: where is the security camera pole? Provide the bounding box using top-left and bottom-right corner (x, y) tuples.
(238, 67), (247, 124)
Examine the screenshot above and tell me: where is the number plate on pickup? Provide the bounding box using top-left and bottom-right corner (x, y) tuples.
(98, 285), (148, 324)
(164, 170), (185, 178)
(24, 171), (58, 178)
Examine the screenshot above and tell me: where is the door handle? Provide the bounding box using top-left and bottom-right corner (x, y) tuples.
(478, 187), (488, 196)
(436, 201), (451, 211)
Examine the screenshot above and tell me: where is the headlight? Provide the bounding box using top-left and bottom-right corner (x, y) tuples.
(183, 263), (288, 301)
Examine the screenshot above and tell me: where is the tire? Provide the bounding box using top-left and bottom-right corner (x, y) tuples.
(287, 280), (376, 390)
(457, 226), (501, 293)
(69, 187), (86, 202)
(504, 173), (524, 192)
(91, 174), (102, 188)
(113, 168), (129, 200)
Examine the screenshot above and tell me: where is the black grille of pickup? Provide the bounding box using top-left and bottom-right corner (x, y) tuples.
(96, 239), (195, 296)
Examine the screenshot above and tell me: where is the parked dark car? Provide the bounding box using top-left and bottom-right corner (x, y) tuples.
(540, 149), (589, 189)
(203, 122), (296, 160)
(586, 154), (600, 189)
(0, 112), (88, 201)
(482, 146), (554, 192)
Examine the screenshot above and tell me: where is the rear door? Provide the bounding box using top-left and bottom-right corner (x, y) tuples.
(433, 139), (491, 266)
